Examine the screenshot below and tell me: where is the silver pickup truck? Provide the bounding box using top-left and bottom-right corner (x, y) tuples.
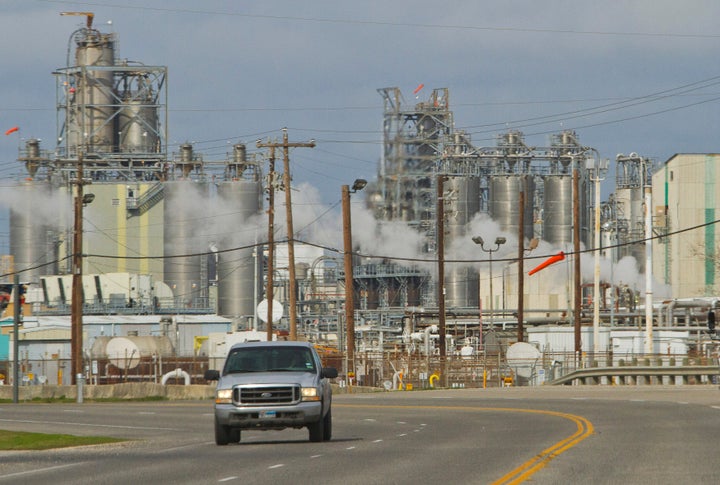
(204, 341), (338, 445)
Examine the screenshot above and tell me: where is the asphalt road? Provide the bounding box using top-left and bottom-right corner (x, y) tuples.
(1, 386), (719, 484)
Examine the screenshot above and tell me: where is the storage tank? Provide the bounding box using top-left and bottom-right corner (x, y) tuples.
(9, 181), (60, 282)
(67, 28), (116, 155)
(444, 176), (481, 308)
(91, 335), (175, 370)
(163, 180), (209, 308)
(542, 175), (573, 245)
(489, 175), (535, 237)
(614, 185), (646, 270)
(117, 95), (159, 154)
(216, 179), (263, 320)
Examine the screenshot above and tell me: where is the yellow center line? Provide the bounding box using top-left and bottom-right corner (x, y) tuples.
(336, 403), (594, 484)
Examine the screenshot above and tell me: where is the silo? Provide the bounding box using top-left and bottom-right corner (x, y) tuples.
(489, 175), (535, 236)
(614, 186), (646, 270)
(444, 176), (481, 308)
(67, 29), (116, 155)
(216, 179), (262, 320)
(9, 182), (60, 282)
(542, 175), (573, 245)
(117, 95), (159, 154)
(163, 180), (209, 307)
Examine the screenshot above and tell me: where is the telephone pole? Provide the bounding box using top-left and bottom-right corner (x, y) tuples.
(257, 129), (314, 340)
(256, 141), (277, 341)
(71, 152), (88, 384)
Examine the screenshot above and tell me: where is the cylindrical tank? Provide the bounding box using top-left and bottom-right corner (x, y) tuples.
(542, 175), (574, 245)
(91, 335), (174, 369)
(444, 176), (481, 308)
(117, 95), (159, 153)
(489, 175), (535, 237)
(9, 181), (60, 282)
(163, 181), (209, 307)
(216, 179), (263, 319)
(67, 30), (116, 155)
(614, 186), (646, 271)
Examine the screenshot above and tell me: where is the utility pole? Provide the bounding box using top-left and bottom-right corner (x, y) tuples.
(341, 179), (367, 383)
(256, 141), (277, 341)
(573, 167), (582, 358)
(436, 175), (446, 385)
(258, 129), (314, 341)
(517, 189), (525, 343)
(71, 152), (87, 384)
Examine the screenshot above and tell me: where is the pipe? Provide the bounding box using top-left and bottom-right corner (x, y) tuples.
(161, 368), (190, 385)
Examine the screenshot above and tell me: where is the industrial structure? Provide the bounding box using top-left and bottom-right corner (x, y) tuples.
(2, 16), (720, 390)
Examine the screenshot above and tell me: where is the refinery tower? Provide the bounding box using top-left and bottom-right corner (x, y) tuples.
(10, 14), (263, 325)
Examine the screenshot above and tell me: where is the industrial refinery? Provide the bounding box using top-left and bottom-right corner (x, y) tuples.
(2, 14), (719, 390)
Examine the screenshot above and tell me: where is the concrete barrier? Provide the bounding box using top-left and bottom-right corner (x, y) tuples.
(0, 382), (382, 401)
(0, 383), (216, 401)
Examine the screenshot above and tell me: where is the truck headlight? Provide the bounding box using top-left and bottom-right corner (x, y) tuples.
(301, 387), (320, 401)
(216, 389), (232, 404)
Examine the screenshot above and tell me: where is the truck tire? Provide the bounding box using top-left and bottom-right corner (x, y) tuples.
(215, 418), (232, 445)
(308, 415), (324, 442)
(322, 406), (332, 441)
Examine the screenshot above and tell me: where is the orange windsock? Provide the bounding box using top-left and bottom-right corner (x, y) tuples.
(413, 83), (425, 95)
(528, 251), (565, 276)
(4, 126), (19, 135)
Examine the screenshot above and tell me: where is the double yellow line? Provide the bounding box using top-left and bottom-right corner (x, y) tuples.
(337, 403), (594, 484)
(489, 407), (594, 485)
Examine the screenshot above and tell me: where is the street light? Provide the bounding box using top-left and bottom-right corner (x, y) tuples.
(587, 156), (609, 356)
(472, 236), (506, 325)
(342, 178), (366, 385)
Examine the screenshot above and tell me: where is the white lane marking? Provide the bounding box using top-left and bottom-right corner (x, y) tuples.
(396, 421), (407, 424)
(373, 439), (383, 443)
(711, 405), (720, 410)
(218, 476), (238, 482)
(346, 446), (356, 450)
(310, 454), (323, 459)
(630, 399), (646, 402)
(268, 464), (284, 469)
(0, 462), (86, 480)
(0, 418), (180, 431)
(397, 433), (407, 437)
(63, 409), (85, 413)
(363, 418), (376, 422)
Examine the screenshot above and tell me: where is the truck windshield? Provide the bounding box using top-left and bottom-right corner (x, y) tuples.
(224, 347), (316, 374)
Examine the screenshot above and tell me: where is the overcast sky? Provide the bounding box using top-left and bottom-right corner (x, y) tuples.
(1, 1), (720, 251)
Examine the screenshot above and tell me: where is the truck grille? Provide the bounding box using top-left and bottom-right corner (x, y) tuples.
(233, 385), (300, 405)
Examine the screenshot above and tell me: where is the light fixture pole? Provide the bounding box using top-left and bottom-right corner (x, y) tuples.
(71, 152), (93, 385)
(342, 178), (367, 384)
(472, 236), (506, 325)
(588, 156), (608, 355)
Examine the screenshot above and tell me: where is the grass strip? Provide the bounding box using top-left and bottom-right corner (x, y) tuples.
(0, 430), (125, 450)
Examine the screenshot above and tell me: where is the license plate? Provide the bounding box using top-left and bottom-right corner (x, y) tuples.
(259, 410), (277, 419)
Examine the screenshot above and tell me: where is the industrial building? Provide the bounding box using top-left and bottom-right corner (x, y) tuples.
(2, 16), (719, 389)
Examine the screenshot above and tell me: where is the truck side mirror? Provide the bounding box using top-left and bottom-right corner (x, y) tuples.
(204, 369), (220, 381)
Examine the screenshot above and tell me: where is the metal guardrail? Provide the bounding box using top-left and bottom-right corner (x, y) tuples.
(550, 365), (720, 386)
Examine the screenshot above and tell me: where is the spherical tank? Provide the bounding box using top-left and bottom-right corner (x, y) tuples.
(444, 176), (481, 308)
(163, 181), (209, 307)
(68, 31), (116, 154)
(216, 180), (263, 319)
(488, 175), (535, 236)
(9, 181), (60, 282)
(542, 175), (574, 245)
(117, 97), (159, 153)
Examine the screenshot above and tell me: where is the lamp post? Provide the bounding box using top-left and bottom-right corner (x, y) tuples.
(71, 152), (93, 386)
(472, 236), (506, 325)
(588, 156), (609, 355)
(342, 178), (367, 384)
